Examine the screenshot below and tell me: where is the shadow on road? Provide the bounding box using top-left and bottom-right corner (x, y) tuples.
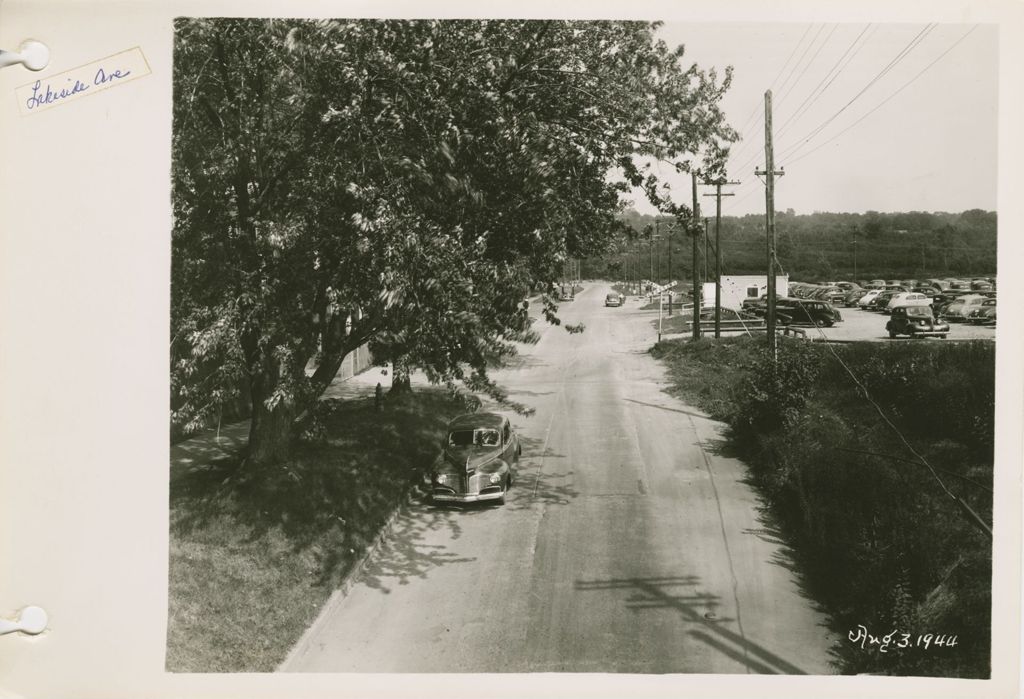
(574, 575), (810, 675)
(353, 504), (479, 594)
(622, 397), (712, 420)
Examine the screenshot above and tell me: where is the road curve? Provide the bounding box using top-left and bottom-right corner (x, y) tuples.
(281, 283), (835, 674)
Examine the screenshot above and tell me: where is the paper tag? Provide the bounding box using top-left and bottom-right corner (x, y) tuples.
(16, 46), (150, 115)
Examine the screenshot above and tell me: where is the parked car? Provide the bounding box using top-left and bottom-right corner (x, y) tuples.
(843, 288), (871, 306)
(868, 279), (887, 288)
(605, 292), (622, 307)
(886, 306), (949, 339)
(868, 290), (901, 311)
(886, 292), (933, 313)
(430, 413), (521, 505)
(942, 294), (987, 322)
(857, 289), (883, 309)
(775, 298), (842, 327)
(966, 298), (997, 325)
(558, 288), (574, 302)
(924, 278), (951, 292)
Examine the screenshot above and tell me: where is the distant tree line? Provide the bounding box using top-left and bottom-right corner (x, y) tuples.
(586, 208), (997, 282)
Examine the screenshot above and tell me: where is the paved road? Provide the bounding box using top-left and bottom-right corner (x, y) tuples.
(281, 283), (835, 674)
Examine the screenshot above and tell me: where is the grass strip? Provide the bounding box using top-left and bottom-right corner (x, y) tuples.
(166, 390), (463, 672)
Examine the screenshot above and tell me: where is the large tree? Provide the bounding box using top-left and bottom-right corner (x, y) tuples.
(172, 19), (736, 465)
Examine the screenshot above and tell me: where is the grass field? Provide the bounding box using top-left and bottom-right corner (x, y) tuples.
(166, 390), (464, 672)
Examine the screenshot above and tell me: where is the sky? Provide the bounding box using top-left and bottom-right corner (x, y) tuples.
(626, 22), (999, 217)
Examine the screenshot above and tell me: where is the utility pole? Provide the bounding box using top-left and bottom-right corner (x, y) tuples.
(650, 222), (656, 286)
(755, 90), (784, 357)
(691, 171), (701, 341)
(703, 219), (710, 280)
(703, 178), (739, 338)
(666, 222), (673, 315)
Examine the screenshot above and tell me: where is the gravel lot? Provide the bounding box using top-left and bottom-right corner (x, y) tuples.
(787, 306), (996, 342)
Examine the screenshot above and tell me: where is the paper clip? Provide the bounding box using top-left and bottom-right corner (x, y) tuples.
(0, 40), (49, 71)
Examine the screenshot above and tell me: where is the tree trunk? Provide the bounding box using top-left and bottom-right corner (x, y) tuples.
(248, 393), (296, 465)
(390, 357), (412, 394)
(243, 346), (299, 466)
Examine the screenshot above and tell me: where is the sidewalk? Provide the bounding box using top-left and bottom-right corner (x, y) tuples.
(171, 364), (397, 471)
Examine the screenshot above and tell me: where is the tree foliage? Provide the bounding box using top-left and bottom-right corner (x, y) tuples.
(172, 18), (736, 463)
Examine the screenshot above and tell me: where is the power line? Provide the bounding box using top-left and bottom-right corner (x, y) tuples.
(786, 25), (980, 166)
(776, 23), (937, 162)
(775, 24), (829, 102)
(776, 24), (875, 140)
(732, 24), (816, 144)
(778, 24), (838, 105)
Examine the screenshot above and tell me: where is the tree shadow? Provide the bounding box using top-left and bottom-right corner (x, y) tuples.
(574, 575), (810, 674)
(170, 392), (472, 589)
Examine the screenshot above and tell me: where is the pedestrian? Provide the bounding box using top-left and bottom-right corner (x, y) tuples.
(375, 382), (384, 412)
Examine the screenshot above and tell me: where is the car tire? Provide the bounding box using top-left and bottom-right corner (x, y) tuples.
(497, 478), (508, 505)
(939, 334), (948, 339)
(888, 329), (897, 339)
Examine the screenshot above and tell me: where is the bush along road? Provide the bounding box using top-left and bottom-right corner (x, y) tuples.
(651, 336), (994, 678)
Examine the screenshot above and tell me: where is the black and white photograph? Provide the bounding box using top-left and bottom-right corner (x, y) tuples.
(161, 15), (1008, 682)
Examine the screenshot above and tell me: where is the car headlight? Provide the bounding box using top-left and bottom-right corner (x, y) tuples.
(488, 473), (502, 484)
(434, 473), (449, 485)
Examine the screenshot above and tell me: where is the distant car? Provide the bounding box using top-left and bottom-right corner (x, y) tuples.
(886, 292), (932, 313)
(942, 294), (987, 322)
(886, 306), (949, 339)
(857, 289), (883, 309)
(774, 298), (842, 327)
(430, 413), (520, 505)
(966, 298), (997, 325)
(558, 289), (574, 302)
(843, 288), (871, 307)
(605, 292), (622, 307)
(868, 290), (900, 311)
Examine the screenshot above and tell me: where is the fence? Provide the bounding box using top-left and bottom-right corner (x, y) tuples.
(337, 342), (373, 380)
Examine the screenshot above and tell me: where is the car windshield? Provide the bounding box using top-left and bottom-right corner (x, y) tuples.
(906, 307), (931, 317)
(448, 428), (501, 447)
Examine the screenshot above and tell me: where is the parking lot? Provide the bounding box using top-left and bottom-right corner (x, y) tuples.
(781, 306), (995, 342)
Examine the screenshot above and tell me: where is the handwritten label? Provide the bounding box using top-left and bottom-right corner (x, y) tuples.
(847, 625), (959, 652)
(16, 47), (150, 115)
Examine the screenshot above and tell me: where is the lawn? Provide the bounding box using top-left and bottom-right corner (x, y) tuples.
(166, 390), (465, 672)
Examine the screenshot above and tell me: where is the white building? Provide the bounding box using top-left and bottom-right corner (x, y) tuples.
(701, 274), (789, 311)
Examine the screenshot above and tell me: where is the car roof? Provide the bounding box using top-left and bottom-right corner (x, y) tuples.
(447, 412), (505, 430)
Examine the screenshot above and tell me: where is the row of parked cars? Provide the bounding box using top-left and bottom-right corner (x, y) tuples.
(791, 277), (997, 327)
(740, 295), (843, 327)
